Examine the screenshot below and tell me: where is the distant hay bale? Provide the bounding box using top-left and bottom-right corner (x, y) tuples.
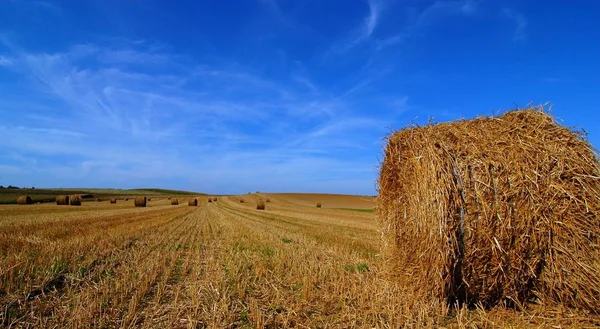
(171, 198), (179, 205)
(240, 198), (245, 203)
(316, 202), (322, 208)
(56, 195), (70, 206)
(168, 197), (172, 200)
(134, 196), (147, 207)
(208, 198), (212, 203)
(213, 197), (217, 202)
(188, 198), (198, 206)
(95, 198), (101, 202)
(17, 196), (33, 205)
(70, 195), (82, 206)
(256, 199), (265, 210)
(125, 198), (129, 201)
(376, 108), (600, 312)
(110, 198), (117, 204)
(266, 198), (270, 203)
(147, 198), (152, 201)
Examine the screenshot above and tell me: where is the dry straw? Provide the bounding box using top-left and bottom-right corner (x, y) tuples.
(316, 202), (322, 208)
(70, 195), (82, 206)
(134, 196), (147, 207)
(376, 107), (600, 313)
(240, 199), (245, 203)
(213, 197), (217, 202)
(17, 196), (33, 205)
(171, 198), (179, 205)
(188, 198), (198, 206)
(257, 199), (266, 210)
(110, 198), (117, 204)
(56, 195), (70, 206)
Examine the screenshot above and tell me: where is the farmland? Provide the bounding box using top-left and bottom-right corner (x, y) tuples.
(1, 193), (598, 328)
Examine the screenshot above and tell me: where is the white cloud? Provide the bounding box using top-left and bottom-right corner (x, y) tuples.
(0, 55), (13, 66)
(0, 39), (394, 194)
(503, 8), (527, 41)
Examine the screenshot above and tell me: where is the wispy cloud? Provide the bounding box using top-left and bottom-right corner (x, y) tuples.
(416, 0), (478, 27)
(327, 0), (383, 55)
(0, 38), (394, 193)
(503, 8), (527, 41)
(0, 55), (13, 66)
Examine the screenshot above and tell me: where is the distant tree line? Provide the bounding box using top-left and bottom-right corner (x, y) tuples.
(0, 185), (35, 189)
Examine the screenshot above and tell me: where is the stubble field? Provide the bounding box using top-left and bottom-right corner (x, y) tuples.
(1, 194), (598, 328)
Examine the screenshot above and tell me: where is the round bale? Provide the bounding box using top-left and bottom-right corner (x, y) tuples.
(56, 195), (70, 206)
(17, 196), (33, 205)
(134, 196), (147, 207)
(70, 195), (82, 206)
(376, 108), (600, 312)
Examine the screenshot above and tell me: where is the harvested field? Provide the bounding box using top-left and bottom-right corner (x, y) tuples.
(1, 193), (597, 327)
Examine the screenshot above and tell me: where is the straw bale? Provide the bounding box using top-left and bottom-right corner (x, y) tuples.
(376, 108), (600, 312)
(188, 198), (198, 206)
(257, 199), (265, 210)
(56, 195), (70, 205)
(134, 196), (146, 207)
(171, 198), (179, 205)
(70, 195), (82, 206)
(17, 196), (33, 205)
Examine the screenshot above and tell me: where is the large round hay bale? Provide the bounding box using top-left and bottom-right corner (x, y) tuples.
(240, 199), (244, 203)
(110, 198), (117, 204)
(213, 197), (217, 202)
(70, 195), (82, 206)
(208, 198), (212, 203)
(188, 198), (198, 206)
(316, 202), (322, 208)
(171, 198), (179, 205)
(17, 196), (33, 205)
(376, 108), (600, 312)
(134, 196), (147, 207)
(256, 199), (265, 210)
(266, 198), (270, 203)
(56, 195), (70, 205)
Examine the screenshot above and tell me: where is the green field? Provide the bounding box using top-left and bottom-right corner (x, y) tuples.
(0, 188), (201, 204)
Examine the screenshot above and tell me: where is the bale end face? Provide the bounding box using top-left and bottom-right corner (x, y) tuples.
(171, 199), (179, 205)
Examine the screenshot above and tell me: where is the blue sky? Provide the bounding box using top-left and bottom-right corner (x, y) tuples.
(0, 1), (599, 194)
